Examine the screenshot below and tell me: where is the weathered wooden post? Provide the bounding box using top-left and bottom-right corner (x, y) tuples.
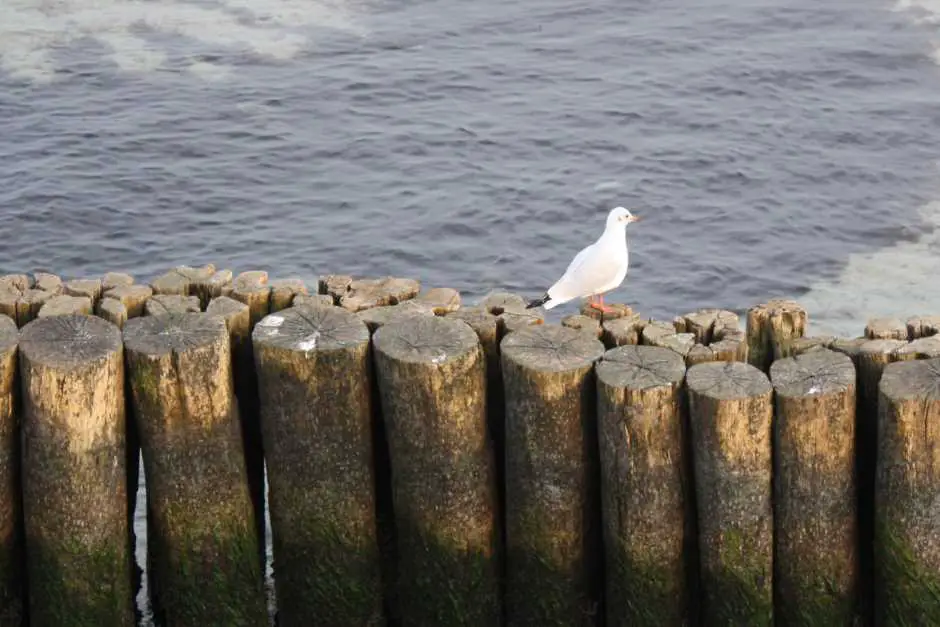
(501, 325), (606, 626)
(745, 299), (807, 371)
(123, 313), (266, 626)
(686, 360), (773, 625)
(875, 357), (940, 625)
(856, 338), (905, 618)
(0, 316), (24, 625)
(18, 314), (134, 626)
(373, 316), (500, 626)
(770, 349), (860, 624)
(252, 305), (383, 625)
(595, 344), (693, 626)
(205, 296), (265, 568)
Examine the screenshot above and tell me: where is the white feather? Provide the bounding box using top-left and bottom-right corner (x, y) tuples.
(535, 206), (636, 309)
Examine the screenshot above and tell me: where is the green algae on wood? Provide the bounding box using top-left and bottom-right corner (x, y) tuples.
(595, 344), (692, 626)
(373, 316), (499, 626)
(252, 306), (383, 626)
(17, 314), (134, 626)
(770, 349), (860, 625)
(500, 325), (606, 626)
(123, 313), (266, 627)
(207, 296), (266, 572)
(0, 315), (24, 626)
(686, 361), (774, 625)
(875, 357), (940, 626)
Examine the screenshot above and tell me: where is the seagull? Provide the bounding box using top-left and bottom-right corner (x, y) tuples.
(526, 206), (640, 313)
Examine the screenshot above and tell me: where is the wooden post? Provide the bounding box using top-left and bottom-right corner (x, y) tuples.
(144, 294), (200, 316)
(770, 349), (860, 624)
(268, 279), (307, 312)
(123, 313), (266, 626)
(205, 296), (262, 555)
(875, 357), (940, 625)
(0, 316), (24, 625)
(745, 299), (807, 371)
(856, 338), (905, 620)
(103, 285), (152, 318)
(501, 325), (606, 626)
(38, 295), (93, 317)
(373, 316), (499, 625)
(906, 315), (940, 339)
(231, 271), (271, 327)
(595, 345), (692, 626)
(253, 306), (383, 625)
(206, 294), (267, 575)
(686, 360), (773, 625)
(865, 318), (907, 340)
(18, 314), (134, 626)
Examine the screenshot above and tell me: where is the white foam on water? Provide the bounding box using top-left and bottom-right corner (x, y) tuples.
(0, 0), (370, 84)
(799, 196), (940, 338)
(894, 0), (940, 63)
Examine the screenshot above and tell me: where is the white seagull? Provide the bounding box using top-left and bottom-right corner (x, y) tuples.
(526, 206), (640, 313)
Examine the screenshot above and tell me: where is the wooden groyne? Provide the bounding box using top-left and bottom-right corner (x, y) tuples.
(0, 268), (938, 626)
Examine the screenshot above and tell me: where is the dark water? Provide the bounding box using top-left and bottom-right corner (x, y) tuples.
(2, 0), (940, 622)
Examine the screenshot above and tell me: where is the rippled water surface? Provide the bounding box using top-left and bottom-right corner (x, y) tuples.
(3, 0), (940, 621)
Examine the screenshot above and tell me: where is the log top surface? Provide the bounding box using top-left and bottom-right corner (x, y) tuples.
(501, 324), (604, 373)
(123, 312), (226, 355)
(373, 315), (478, 365)
(0, 314), (16, 352)
(596, 344), (685, 390)
(19, 314), (121, 365)
(880, 357), (940, 401)
(686, 360), (771, 399)
(769, 348), (855, 397)
(253, 305), (368, 352)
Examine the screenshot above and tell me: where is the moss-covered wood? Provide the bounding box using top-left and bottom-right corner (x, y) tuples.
(18, 314), (134, 626)
(373, 316), (499, 626)
(770, 349), (860, 625)
(874, 358), (940, 625)
(0, 316), (24, 626)
(123, 313), (266, 627)
(500, 325), (606, 626)
(206, 296), (266, 570)
(595, 345), (692, 627)
(253, 306), (382, 626)
(745, 299), (807, 371)
(686, 360), (773, 625)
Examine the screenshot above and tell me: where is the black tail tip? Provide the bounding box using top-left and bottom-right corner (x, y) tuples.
(526, 293), (549, 309)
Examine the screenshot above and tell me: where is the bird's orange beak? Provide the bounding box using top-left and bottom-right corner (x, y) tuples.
(631, 214), (641, 222)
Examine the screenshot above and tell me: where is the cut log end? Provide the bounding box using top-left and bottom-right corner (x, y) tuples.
(769, 348), (855, 398)
(63, 278), (103, 302)
(373, 315), (480, 366)
(37, 295), (93, 319)
(124, 313), (226, 357)
(596, 344), (686, 390)
(253, 305), (369, 353)
(292, 293), (335, 309)
(101, 272), (134, 291)
(19, 314), (121, 366)
(561, 314), (603, 339)
(269, 278), (308, 312)
(501, 324), (605, 373)
(357, 300), (435, 333)
(339, 277), (421, 312)
(478, 290), (527, 315)
(865, 317), (907, 341)
(103, 285), (153, 319)
(96, 298), (129, 330)
(686, 360), (772, 400)
(415, 287), (461, 314)
(880, 357), (940, 401)
(144, 294), (200, 317)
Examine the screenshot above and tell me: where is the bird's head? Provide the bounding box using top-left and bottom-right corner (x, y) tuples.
(607, 206), (640, 228)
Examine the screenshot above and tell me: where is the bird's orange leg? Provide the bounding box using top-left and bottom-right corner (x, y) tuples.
(589, 293), (616, 314)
